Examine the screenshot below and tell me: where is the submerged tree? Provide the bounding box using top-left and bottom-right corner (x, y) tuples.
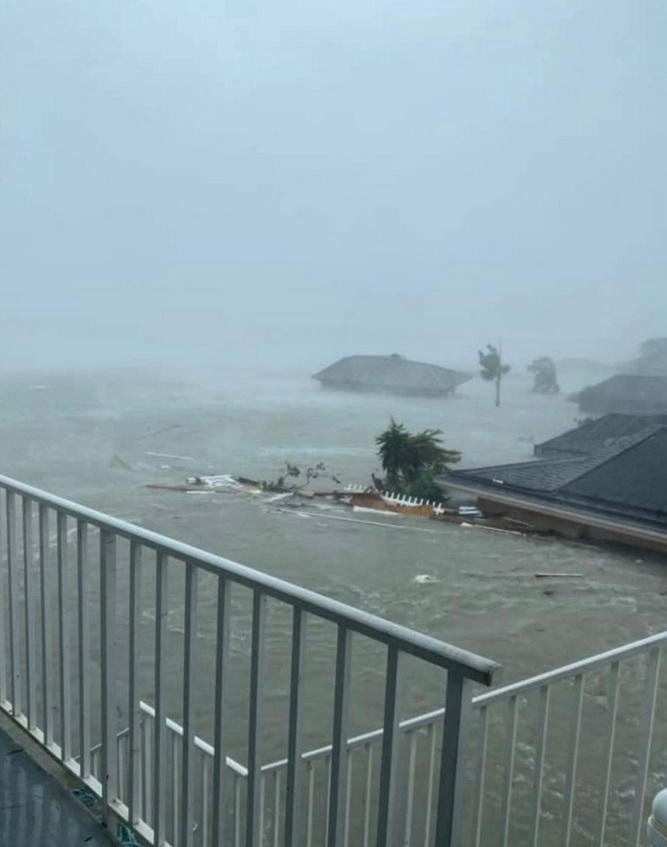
(261, 462), (341, 492)
(479, 344), (511, 407)
(528, 357), (560, 394)
(374, 418), (461, 499)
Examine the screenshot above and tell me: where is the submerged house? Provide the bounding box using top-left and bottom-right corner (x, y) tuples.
(439, 418), (667, 551)
(574, 374), (667, 416)
(313, 354), (471, 398)
(617, 337), (667, 376)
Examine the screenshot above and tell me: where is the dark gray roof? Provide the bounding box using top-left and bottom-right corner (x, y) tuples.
(442, 424), (667, 525)
(446, 445), (635, 494)
(534, 414), (667, 457)
(562, 429), (667, 517)
(577, 375), (667, 415)
(313, 355), (471, 392)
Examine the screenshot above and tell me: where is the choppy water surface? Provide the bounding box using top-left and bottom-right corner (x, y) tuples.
(1, 365), (665, 759)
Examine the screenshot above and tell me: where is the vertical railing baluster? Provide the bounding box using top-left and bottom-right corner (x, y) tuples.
(246, 591), (267, 847)
(306, 761), (315, 847)
(328, 625), (352, 847)
(128, 542), (142, 822)
(344, 751), (353, 847)
(100, 530), (118, 815)
(376, 647), (404, 847)
(472, 707), (489, 847)
(39, 505), (53, 746)
(403, 733), (418, 847)
(235, 773), (243, 847)
(0, 488), (6, 706)
(77, 522), (91, 780)
(363, 744), (373, 847)
(273, 769), (281, 847)
(499, 695), (519, 847)
(6, 491), (20, 716)
(630, 648), (661, 847)
(285, 607), (306, 847)
(141, 714), (150, 822)
(562, 673), (584, 847)
(423, 721), (437, 847)
(212, 576), (231, 845)
(57, 512), (71, 760)
(434, 674), (474, 847)
(22, 498), (37, 729)
(153, 551), (170, 845)
(118, 732), (126, 803)
(595, 661), (620, 847)
(173, 732), (180, 843)
(201, 752), (210, 847)
(259, 772), (266, 846)
(180, 560), (199, 847)
(530, 685), (550, 847)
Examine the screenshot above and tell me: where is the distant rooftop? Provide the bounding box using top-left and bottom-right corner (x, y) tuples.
(575, 374), (667, 416)
(313, 354), (471, 397)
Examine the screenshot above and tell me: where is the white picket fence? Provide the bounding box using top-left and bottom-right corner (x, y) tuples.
(343, 484), (446, 514)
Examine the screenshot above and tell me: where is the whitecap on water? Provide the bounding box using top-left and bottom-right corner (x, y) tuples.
(412, 574), (439, 584)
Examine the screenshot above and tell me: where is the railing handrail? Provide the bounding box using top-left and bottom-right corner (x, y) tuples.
(258, 628), (667, 772)
(0, 473), (498, 683)
(472, 627), (667, 706)
(137, 701), (248, 777)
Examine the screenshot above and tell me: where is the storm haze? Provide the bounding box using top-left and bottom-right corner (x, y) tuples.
(1, 0), (664, 369)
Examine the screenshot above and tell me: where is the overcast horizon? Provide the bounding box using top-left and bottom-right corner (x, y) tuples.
(2, 0), (665, 370)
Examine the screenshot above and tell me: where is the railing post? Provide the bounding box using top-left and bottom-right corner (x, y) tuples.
(375, 647), (404, 847)
(57, 512), (72, 760)
(285, 607), (306, 847)
(128, 541), (142, 823)
(327, 625), (352, 847)
(100, 530), (118, 816)
(77, 522), (91, 780)
(153, 552), (170, 845)
(434, 673), (474, 847)
(6, 491), (21, 717)
(246, 591), (267, 847)
(180, 560), (199, 847)
(39, 505), (54, 746)
(22, 498), (38, 730)
(212, 576), (231, 846)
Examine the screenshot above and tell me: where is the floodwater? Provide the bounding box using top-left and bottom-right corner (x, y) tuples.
(1, 364), (666, 843)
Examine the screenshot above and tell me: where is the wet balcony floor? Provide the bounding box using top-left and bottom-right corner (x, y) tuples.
(0, 725), (114, 847)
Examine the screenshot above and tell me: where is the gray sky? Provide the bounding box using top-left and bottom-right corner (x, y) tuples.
(1, 0), (665, 370)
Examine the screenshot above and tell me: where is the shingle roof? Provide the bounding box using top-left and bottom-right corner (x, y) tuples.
(577, 375), (667, 414)
(442, 424), (667, 524)
(562, 429), (667, 517)
(446, 446), (633, 494)
(313, 355), (471, 392)
(534, 414), (666, 457)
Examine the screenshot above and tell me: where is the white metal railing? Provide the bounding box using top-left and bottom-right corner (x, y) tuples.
(114, 629), (667, 847)
(0, 473), (497, 847)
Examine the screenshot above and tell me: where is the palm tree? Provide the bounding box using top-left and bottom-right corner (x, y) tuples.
(479, 344), (511, 407)
(375, 418), (412, 490)
(375, 420), (461, 497)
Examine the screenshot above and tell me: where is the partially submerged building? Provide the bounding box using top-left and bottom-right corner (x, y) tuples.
(439, 417), (667, 551)
(313, 354), (471, 398)
(617, 337), (667, 376)
(574, 374), (667, 416)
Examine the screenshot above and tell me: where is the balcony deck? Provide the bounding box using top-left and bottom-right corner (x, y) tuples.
(0, 719), (113, 846)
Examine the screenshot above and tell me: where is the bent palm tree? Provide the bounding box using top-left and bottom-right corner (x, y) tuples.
(479, 344), (511, 407)
(375, 419), (461, 498)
